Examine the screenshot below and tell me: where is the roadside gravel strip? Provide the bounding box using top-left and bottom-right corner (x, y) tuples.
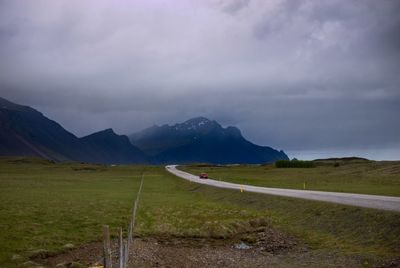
(166, 165), (400, 212)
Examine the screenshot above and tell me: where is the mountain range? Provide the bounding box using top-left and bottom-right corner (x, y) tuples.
(0, 97), (147, 164)
(0, 97), (288, 164)
(130, 117), (288, 164)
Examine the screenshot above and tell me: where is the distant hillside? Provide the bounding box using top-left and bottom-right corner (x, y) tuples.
(0, 97), (147, 164)
(80, 129), (148, 164)
(313, 157), (370, 162)
(0, 97), (84, 161)
(0, 97), (288, 165)
(130, 117), (289, 164)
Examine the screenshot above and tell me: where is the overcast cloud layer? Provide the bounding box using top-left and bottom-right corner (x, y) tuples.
(1, 0), (399, 159)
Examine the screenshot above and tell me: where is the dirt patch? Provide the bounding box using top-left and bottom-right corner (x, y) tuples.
(35, 230), (300, 268)
(377, 257), (400, 268)
(33, 241), (104, 267)
(32, 220), (385, 268)
(248, 227), (297, 253)
(128, 238), (286, 268)
(33, 235), (385, 268)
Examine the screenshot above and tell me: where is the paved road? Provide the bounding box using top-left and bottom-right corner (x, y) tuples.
(166, 165), (400, 212)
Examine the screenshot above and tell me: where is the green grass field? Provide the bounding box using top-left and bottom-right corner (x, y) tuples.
(0, 157), (399, 267)
(181, 160), (400, 196)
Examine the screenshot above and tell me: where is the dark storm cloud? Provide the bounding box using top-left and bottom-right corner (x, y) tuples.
(0, 0), (399, 159)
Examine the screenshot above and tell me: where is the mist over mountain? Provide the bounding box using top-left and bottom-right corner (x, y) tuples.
(0, 97), (147, 164)
(0, 97), (288, 164)
(130, 117), (289, 164)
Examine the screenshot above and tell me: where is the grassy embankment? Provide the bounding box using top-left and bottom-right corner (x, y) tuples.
(0, 157), (399, 267)
(181, 159), (400, 196)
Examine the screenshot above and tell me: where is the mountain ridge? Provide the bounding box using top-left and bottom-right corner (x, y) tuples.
(130, 117), (289, 164)
(80, 128), (148, 164)
(0, 97), (289, 164)
(0, 97), (147, 164)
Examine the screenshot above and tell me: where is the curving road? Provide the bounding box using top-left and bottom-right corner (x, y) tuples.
(166, 165), (400, 212)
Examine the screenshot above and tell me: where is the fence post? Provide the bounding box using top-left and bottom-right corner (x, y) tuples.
(110, 173), (145, 268)
(103, 225), (112, 268)
(127, 218), (133, 250)
(124, 240), (128, 268)
(119, 228), (123, 268)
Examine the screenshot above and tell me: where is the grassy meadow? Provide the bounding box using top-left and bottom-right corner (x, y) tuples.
(0, 157), (399, 267)
(181, 159), (400, 196)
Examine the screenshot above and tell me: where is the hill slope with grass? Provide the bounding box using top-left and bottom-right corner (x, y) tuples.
(0, 157), (399, 267)
(181, 159), (400, 196)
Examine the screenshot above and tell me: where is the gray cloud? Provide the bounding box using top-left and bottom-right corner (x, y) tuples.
(219, 0), (250, 14)
(0, 0), (399, 159)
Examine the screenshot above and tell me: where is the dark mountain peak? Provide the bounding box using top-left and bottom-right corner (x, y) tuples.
(0, 97), (39, 114)
(98, 128), (116, 135)
(81, 128), (123, 141)
(174, 117), (220, 132)
(130, 116), (289, 163)
(0, 97), (83, 161)
(183, 117), (211, 125)
(0, 97), (19, 107)
(0, 97), (148, 164)
(80, 128), (148, 164)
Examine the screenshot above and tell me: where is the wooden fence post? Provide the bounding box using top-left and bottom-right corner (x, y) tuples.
(119, 228), (123, 268)
(103, 225), (112, 268)
(124, 240), (128, 268)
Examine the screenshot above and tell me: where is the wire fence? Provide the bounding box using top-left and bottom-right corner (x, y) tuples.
(101, 173), (145, 268)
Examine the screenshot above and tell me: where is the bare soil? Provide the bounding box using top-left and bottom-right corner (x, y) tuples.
(35, 238), (302, 268)
(34, 226), (304, 267)
(32, 227), (374, 268)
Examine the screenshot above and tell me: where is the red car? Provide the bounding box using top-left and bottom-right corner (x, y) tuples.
(199, 173), (209, 179)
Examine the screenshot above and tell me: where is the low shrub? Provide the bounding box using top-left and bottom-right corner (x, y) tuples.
(275, 160), (316, 168)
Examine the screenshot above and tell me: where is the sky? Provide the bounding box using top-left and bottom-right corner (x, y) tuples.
(0, 0), (399, 160)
